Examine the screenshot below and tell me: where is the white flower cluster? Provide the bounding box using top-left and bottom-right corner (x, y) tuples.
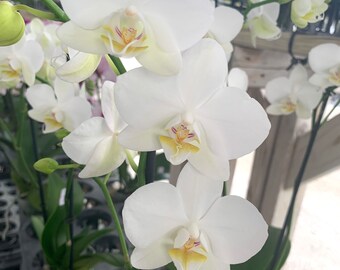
(2, 0), (336, 269)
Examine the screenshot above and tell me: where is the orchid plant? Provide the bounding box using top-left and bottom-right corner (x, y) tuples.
(0, 0), (337, 270)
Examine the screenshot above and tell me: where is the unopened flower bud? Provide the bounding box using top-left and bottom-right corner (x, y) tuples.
(0, 1), (25, 46)
(34, 158), (59, 174)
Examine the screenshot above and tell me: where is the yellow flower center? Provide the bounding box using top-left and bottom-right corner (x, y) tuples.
(0, 62), (20, 80)
(169, 237), (207, 270)
(101, 5), (148, 56)
(328, 67), (340, 86)
(282, 100), (296, 113)
(159, 121), (200, 164)
(43, 111), (63, 132)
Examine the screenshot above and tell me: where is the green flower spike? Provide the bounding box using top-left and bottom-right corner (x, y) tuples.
(0, 1), (25, 46)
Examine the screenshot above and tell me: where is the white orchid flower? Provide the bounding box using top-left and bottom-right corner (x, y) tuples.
(123, 164), (268, 270)
(26, 18), (62, 83)
(265, 64), (322, 118)
(0, 35), (44, 90)
(26, 77), (92, 133)
(27, 18), (61, 60)
(115, 39), (270, 181)
(291, 0), (328, 29)
(308, 43), (340, 88)
(62, 81), (127, 178)
(57, 0), (214, 75)
(246, 1), (281, 47)
(206, 6), (244, 60)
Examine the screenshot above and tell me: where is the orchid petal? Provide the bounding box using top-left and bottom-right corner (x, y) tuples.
(250, 13), (281, 41)
(136, 14), (182, 75)
(296, 83), (322, 111)
(288, 64), (308, 85)
(18, 40), (44, 73)
(176, 164), (223, 221)
(26, 84), (57, 108)
(187, 131), (230, 181)
(118, 126), (162, 151)
(309, 73), (330, 87)
(292, 0), (311, 17)
(265, 77), (291, 103)
(60, 0), (121, 29)
(28, 107), (53, 123)
(295, 103), (312, 119)
(263, 3), (280, 22)
(200, 196), (268, 264)
(197, 87), (270, 159)
(131, 235), (173, 269)
(266, 103), (291, 116)
(79, 135), (125, 178)
(57, 22), (108, 55)
(53, 77), (77, 102)
(122, 182), (188, 248)
(101, 81), (126, 133)
(228, 68), (248, 92)
(62, 117), (112, 164)
(308, 43), (340, 73)
(115, 68), (182, 129)
(142, 0), (214, 51)
(210, 6), (243, 44)
(200, 254), (230, 270)
(178, 39), (227, 109)
(56, 52), (101, 83)
(20, 58), (36, 86)
(56, 97), (92, 131)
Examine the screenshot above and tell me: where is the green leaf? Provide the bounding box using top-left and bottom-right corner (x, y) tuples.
(74, 253), (124, 270)
(31, 215), (44, 241)
(165, 262), (177, 270)
(41, 206), (68, 266)
(73, 228), (113, 259)
(73, 179), (84, 216)
(231, 226), (291, 270)
(46, 173), (65, 216)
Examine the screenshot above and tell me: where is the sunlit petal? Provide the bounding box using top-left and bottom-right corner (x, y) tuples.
(200, 196), (268, 264)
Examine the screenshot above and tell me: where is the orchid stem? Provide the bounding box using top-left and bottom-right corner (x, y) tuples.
(268, 88), (332, 270)
(66, 169), (74, 270)
(94, 176), (132, 270)
(321, 97), (340, 125)
(145, 151), (156, 184)
(15, 4), (56, 20)
(125, 151), (138, 173)
(136, 152), (147, 187)
(58, 164), (80, 170)
(29, 117), (48, 223)
(40, 0), (69, 22)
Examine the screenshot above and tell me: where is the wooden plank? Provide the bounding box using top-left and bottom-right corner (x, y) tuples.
(231, 46), (314, 88)
(232, 46), (292, 69)
(245, 87), (304, 223)
(233, 30), (340, 56)
(285, 114), (340, 188)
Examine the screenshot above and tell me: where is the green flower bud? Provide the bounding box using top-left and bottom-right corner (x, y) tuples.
(34, 158), (59, 174)
(55, 129), (70, 140)
(0, 1), (25, 46)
